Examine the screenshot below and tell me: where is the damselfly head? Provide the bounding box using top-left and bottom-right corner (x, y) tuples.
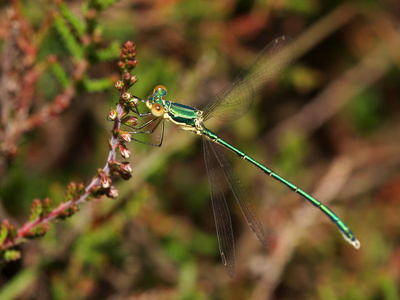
(146, 85), (167, 116)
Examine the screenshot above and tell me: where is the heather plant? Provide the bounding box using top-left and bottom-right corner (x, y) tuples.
(0, 0), (131, 263)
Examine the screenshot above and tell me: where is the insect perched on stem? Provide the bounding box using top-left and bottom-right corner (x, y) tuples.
(124, 36), (360, 278)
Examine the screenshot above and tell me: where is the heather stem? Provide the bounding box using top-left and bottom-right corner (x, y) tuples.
(0, 41), (137, 252)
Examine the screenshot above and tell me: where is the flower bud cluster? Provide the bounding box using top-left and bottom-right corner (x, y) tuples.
(108, 160), (132, 180)
(90, 168), (121, 200)
(104, 40), (140, 202)
(118, 41), (137, 73)
(29, 198), (53, 221)
(65, 182), (86, 202)
(0, 220), (17, 247)
(57, 204), (79, 219)
(117, 72), (139, 95)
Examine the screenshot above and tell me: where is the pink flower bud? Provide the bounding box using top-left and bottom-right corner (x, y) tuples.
(120, 162), (132, 174)
(121, 116), (138, 126)
(126, 99), (139, 111)
(118, 130), (131, 142)
(124, 41), (134, 49)
(130, 97), (139, 106)
(114, 80), (124, 90)
(107, 108), (118, 121)
(126, 59), (137, 68)
(118, 144), (131, 158)
(121, 92), (132, 102)
(107, 186), (119, 199)
(99, 171), (111, 189)
(130, 75), (138, 85)
(123, 72), (131, 81)
(108, 159), (121, 169)
(119, 163), (132, 180)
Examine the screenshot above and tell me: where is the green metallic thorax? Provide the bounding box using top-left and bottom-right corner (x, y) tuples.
(147, 86), (203, 133)
(167, 102), (199, 127)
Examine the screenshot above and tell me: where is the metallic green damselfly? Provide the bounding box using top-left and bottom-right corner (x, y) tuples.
(125, 36), (360, 278)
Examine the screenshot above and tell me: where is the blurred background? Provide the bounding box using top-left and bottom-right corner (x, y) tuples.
(1, 0), (400, 299)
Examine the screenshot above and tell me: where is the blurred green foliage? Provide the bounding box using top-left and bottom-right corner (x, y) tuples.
(1, 0), (400, 299)
(347, 89), (384, 133)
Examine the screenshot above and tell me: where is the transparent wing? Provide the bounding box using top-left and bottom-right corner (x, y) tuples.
(209, 138), (268, 248)
(203, 136), (236, 278)
(203, 36), (295, 122)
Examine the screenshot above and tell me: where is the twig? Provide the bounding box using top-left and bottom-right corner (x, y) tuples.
(0, 41), (137, 261)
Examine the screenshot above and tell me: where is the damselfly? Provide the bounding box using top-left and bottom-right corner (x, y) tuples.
(124, 36), (360, 278)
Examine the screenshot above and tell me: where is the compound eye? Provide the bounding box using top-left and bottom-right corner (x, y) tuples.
(153, 85), (167, 96)
(151, 103), (165, 117)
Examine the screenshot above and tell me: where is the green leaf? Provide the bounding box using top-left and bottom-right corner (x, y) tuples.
(58, 2), (86, 37)
(29, 199), (42, 221)
(42, 198), (53, 218)
(0, 221), (9, 244)
(379, 274), (399, 300)
(53, 14), (84, 59)
(348, 89), (384, 133)
(50, 60), (72, 89)
(95, 41), (121, 61)
(3, 250), (21, 261)
(81, 76), (114, 92)
(0, 267), (38, 300)
(96, 0), (119, 10)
